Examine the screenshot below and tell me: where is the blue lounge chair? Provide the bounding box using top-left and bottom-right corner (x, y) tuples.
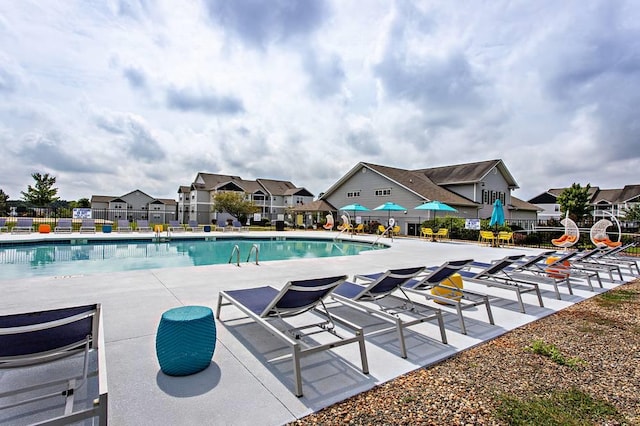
(458, 255), (544, 313)
(187, 220), (204, 232)
(330, 266), (447, 358)
(403, 259), (494, 335)
(168, 220), (185, 233)
(0, 218), (8, 233)
(136, 220), (152, 232)
(471, 250), (573, 300)
(79, 219), (96, 233)
(10, 218), (33, 234)
(54, 218), (73, 233)
(117, 219), (132, 233)
(0, 304), (108, 425)
(216, 275), (369, 397)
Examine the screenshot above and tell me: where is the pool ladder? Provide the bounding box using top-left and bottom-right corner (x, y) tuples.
(228, 244), (260, 266)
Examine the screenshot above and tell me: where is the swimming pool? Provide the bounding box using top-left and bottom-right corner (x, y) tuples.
(0, 236), (385, 280)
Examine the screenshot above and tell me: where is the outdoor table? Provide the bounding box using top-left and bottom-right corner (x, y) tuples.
(156, 305), (216, 376)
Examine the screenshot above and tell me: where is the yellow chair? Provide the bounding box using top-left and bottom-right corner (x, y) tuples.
(378, 224), (387, 235)
(497, 231), (514, 246)
(479, 230), (497, 246)
(354, 223), (364, 234)
(392, 225), (401, 236)
(421, 227), (434, 240)
(435, 228), (449, 241)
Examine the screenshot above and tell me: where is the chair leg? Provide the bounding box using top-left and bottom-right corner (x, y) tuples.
(292, 344), (303, 397)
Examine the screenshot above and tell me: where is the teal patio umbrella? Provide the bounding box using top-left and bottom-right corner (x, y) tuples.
(415, 200), (457, 220)
(339, 203), (370, 230)
(339, 203), (370, 213)
(373, 202), (406, 225)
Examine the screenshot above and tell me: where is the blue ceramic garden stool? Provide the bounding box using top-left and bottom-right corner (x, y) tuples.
(156, 305), (216, 376)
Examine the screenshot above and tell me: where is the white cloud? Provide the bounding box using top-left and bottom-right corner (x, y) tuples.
(0, 0), (639, 203)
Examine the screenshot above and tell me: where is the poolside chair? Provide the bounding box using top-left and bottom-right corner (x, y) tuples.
(54, 218), (73, 233)
(136, 220), (152, 232)
(0, 304), (108, 426)
(435, 228), (449, 241)
(338, 215), (352, 233)
(458, 255), (544, 313)
(330, 267), (447, 358)
(478, 230), (497, 247)
(216, 275), (369, 397)
(510, 250), (602, 292)
(589, 243), (640, 275)
(0, 218), (8, 233)
(168, 220), (185, 233)
(420, 227), (434, 240)
(79, 219), (96, 233)
(570, 248), (625, 282)
(497, 231), (513, 246)
(215, 220), (227, 232)
(10, 218), (33, 234)
(188, 220), (204, 232)
(232, 220), (248, 232)
(117, 219), (132, 233)
(403, 259), (494, 335)
(354, 223), (365, 234)
(473, 250), (573, 300)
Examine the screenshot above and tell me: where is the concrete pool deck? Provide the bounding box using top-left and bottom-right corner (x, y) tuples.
(1, 230), (635, 425)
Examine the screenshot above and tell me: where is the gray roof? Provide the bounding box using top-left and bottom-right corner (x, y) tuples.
(509, 196), (541, 212)
(414, 159), (519, 188)
(538, 185), (640, 204)
(363, 163), (478, 207)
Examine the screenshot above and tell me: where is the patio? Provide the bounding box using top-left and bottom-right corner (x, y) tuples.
(0, 231), (632, 425)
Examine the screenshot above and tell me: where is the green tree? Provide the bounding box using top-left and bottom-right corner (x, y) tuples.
(622, 204), (640, 222)
(0, 189), (9, 215)
(76, 197), (90, 208)
(212, 192), (258, 222)
(556, 183), (592, 221)
(21, 173), (60, 207)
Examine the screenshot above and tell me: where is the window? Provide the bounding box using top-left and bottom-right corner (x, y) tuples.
(347, 190), (361, 198)
(374, 188), (391, 197)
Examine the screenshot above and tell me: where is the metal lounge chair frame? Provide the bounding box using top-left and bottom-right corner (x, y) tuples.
(403, 259), (494, 335)
(11, 218), (33, 234)
(512, 250), (602, 292)
(459, 255), (544, 313)
(136, 220), (152, 232)
(187, 220), (204, 232)
(0, 304), (108, 426)
(216, 275), (369, 397)
(330, 267), (447, 358)
(54, 219), (73, 234)
(79, 219), (96, 234)
(590, 243), (640, 275)
(117, 219), (132, 233)
(473, 250), (574, 300)
(167, 220), (185, 233)
(571, 248), (625, 282)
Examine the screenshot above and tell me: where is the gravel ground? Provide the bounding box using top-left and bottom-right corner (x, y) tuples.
(292, 280), (640, 425)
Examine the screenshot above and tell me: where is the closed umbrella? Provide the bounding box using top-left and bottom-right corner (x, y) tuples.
(373, 202), (407, 225)
(489, 199), (505, 227)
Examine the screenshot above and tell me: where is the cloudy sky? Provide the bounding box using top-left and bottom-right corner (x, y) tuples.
(1, 0), (639, 203)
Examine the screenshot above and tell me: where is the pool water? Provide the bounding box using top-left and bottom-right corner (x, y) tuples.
(0, 237), (384, 280)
